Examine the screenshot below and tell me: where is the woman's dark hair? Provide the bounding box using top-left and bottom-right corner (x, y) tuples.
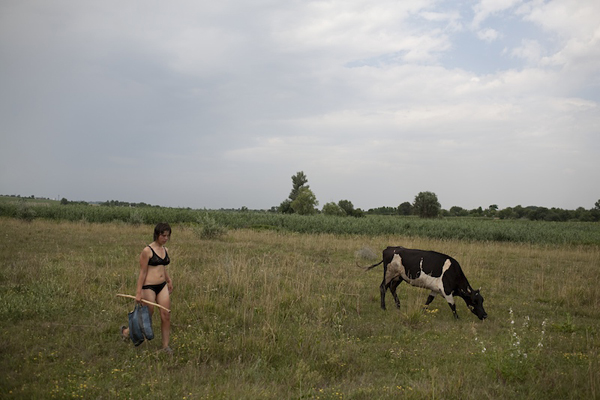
(154, 222), (172, 241)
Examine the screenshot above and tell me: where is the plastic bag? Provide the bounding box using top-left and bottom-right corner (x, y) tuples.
(128, 303), (154, 346)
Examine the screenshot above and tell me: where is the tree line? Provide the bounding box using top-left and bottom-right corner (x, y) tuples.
(276, 172), (600, 222)
(6, 172), (599, 223)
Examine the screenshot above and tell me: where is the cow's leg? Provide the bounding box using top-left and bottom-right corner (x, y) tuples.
(389, 278), (402, 309)
(423, 291), (436, 312)
(379, 278), (387, 310)
(448, 303), (459, 319)
(443, 294), (459, 319)
(380, 264), (389, 310)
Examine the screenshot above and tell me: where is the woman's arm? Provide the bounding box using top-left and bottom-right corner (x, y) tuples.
(135, 247), (151, 303)
(164, 246), (173, 293)
(165, 268), (173, 293)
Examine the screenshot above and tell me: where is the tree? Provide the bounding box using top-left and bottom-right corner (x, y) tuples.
(595, 199), (600, 210)
(366, 206), (396, 215)
(497, 207), (516, 219)
(352, 208), (365, 218)
(279, 171), (313, 214)
(413, 191), (441, 218)
(470, 206), (484, 217)
(338, 200), (354, 216)
(278, 199), (293, 214)
(484, 204), (499, 218)
(397, 202), (412, 216)
(289, 171), (309, 201)
(291, 187), (318, 215)
(322, 202), (345, 216)
(513, 205), (526, 219)
(449, 206), (468, 217)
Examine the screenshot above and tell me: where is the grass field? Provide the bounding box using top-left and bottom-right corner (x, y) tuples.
(2, 200), (600, 245)
(1, 218), (599, 399)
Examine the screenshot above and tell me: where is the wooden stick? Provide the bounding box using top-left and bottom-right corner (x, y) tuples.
(116, 294), (171, 313)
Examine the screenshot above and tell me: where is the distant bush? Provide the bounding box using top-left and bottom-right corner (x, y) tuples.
(16, 200), (36, 222)
(194, 213), (228, 240)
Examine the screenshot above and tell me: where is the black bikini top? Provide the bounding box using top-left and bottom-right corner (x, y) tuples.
(148, 245), (170, 266)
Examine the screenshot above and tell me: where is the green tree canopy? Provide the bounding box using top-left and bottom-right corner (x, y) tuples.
(337, 200), (354, 216)
(289, 171), (309, 201)
(413, 191), (441, 218)
(397, 202), (413, 216)
(291, 187), (319, 215)
(449, 206), (468, 217)
(322, 202), (345, 216)
(278, 199), (293, 214)
(279, 171), (314, 214)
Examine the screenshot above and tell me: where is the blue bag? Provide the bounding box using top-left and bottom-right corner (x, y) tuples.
(128, 304), (154, 346)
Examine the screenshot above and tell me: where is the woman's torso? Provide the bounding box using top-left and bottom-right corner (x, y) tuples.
(144, 245), (169, 284)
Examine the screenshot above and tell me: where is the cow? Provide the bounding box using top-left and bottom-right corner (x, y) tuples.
(359, 246), (487, 320)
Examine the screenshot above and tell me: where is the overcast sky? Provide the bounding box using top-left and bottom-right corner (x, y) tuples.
(1, 0), (598, 211)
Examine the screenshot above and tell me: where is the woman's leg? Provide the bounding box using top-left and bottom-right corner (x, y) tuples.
(155, 286), (171, 350)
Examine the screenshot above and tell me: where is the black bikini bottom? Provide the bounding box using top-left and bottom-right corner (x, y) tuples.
(142, 281), (167, 295)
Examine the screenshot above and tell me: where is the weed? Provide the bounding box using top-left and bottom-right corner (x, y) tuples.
(475, 309), (549, 383)
(128, 210), (144, 225)
(555, 313), (576, 333)
(194, 213), (228, 239)
(16, 199), (36, 222)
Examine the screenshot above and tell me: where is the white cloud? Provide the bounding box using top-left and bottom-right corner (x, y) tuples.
(477, 28), (501, 42)
(511, 39), (544, 63)
(519, 1), (600, 70)
(0, 0), (598, 210)
(471, 0), (522, 29)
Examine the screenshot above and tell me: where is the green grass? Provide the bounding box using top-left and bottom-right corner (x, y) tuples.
(1, 218), (599, 399)
(1, 200), (599, 245)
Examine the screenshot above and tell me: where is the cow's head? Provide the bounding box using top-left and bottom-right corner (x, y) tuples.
(464, 288), (487, 320)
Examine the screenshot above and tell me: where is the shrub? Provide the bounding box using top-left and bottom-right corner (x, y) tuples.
(195, 213), (228, 240)
(17, 199), (36, 222)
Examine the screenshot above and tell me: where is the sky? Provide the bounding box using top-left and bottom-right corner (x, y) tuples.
(1, 0), (599, 211)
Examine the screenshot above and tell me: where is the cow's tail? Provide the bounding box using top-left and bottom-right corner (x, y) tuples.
(356, 259), (383, 271)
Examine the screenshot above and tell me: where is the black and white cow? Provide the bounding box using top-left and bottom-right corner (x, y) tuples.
(360, 246), (487, 320)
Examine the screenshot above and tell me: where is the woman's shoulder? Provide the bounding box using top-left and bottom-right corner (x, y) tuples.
(141, 245), (153, 257)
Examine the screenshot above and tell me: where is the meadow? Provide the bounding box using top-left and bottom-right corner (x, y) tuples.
(1, 217), (599, 399)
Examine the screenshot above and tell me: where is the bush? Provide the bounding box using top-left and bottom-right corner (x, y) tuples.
(322, 202), (345, 216)
(17, 200), (36, 222)
(195, 213), (228, 240)
(129, 210), (145, 225)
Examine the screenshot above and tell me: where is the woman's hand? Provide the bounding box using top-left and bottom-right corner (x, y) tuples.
(167, 280), (173, 294)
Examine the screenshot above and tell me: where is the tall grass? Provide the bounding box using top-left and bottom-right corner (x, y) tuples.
(1, 202), (599, 245)
(1, 218), (599, 399)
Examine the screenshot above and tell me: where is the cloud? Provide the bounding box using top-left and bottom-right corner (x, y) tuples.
(510, 38), (544, 63)
(471, 0), (522, 29)
(0, 0), (598, 210)
(477, 28), (501, 42)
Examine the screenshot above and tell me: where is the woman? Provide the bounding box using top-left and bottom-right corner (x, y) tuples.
(122, 222), (173, 353)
